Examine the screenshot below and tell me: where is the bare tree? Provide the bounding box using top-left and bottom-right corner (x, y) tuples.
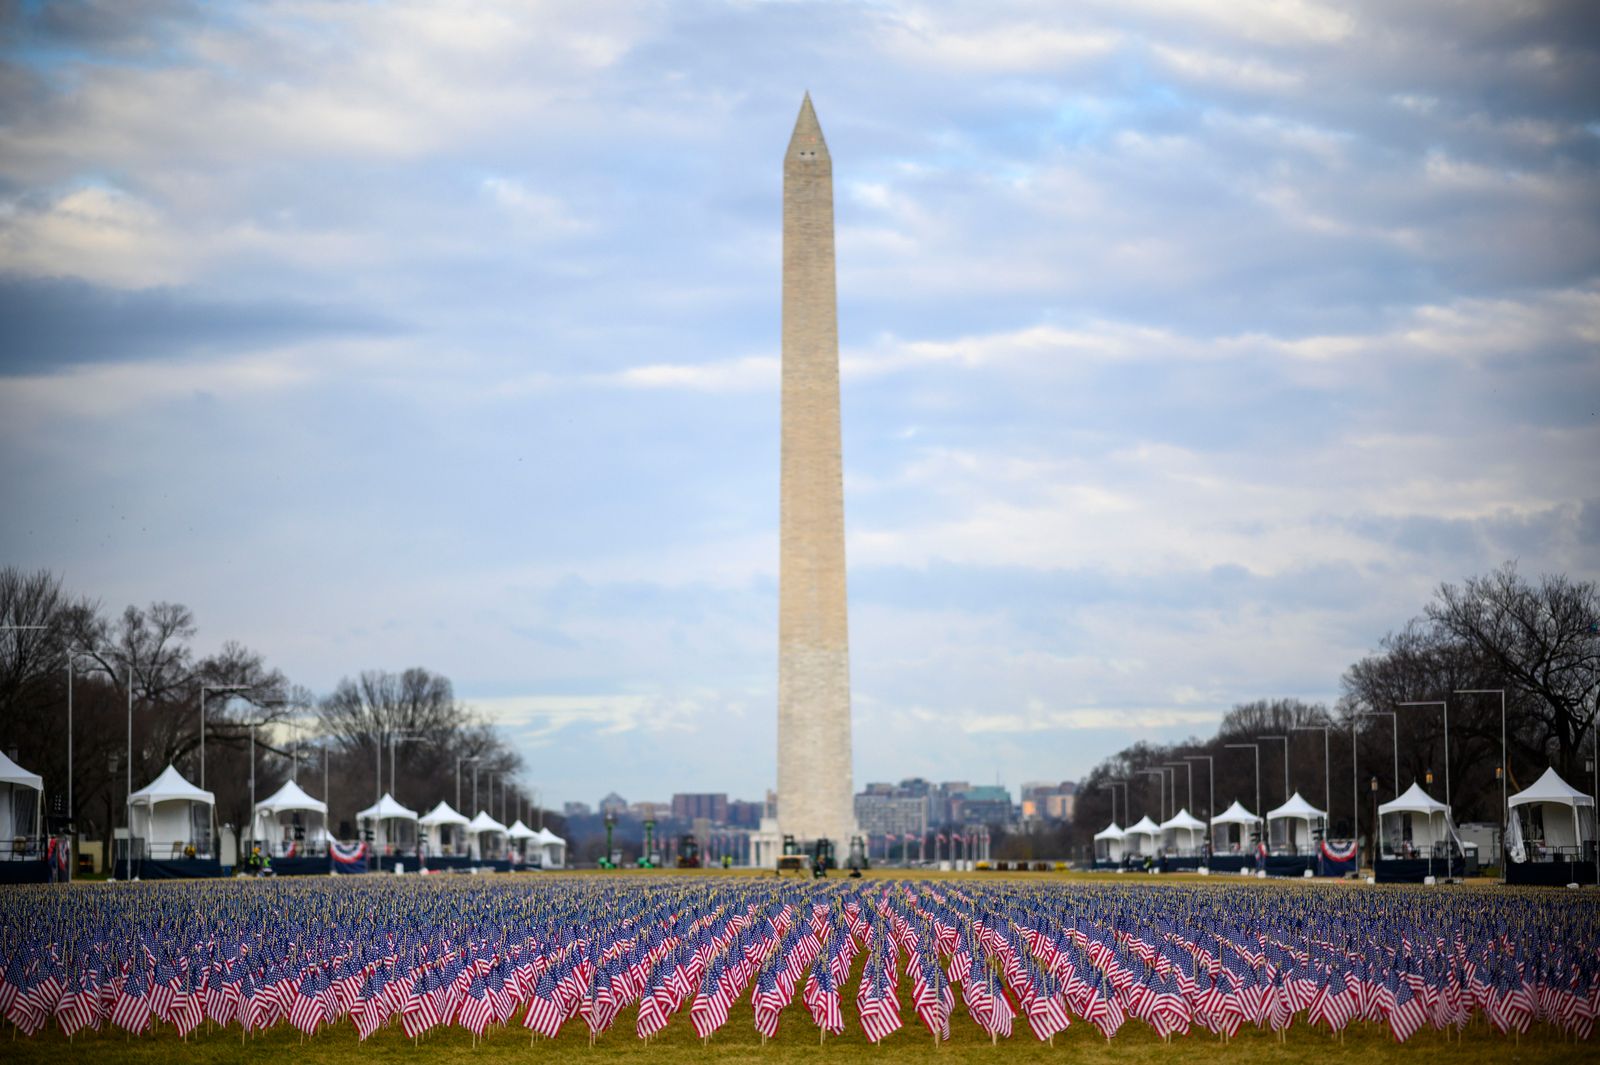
(1427, 563), (1600, 780)
(315, 668), (522, 819)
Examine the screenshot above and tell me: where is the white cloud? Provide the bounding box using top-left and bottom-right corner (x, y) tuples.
(602, 356), (779, 392)
(1150, 43), (1302, 91)
(480, 177), (587, 236)
(472, 693), (710, 740)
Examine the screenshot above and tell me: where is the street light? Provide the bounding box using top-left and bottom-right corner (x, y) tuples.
(389, 733), (422, 805)
(455, 755), (479, 812)
(1398, 700), (1450, 807)
(1292, 727), (1332, 832)
(1369, 775), (1380, 866)
(1224, 743), (1262, 843)
(1105, 778), (1128, 826)
(1163, 762), (1194, 813)
(242, 719), (272, 854)
(1353, 711), (1397, 863)
(198, 685), (250, 791)
(1260, 735), (1289, 805)
(1183, 755), (1215, 821)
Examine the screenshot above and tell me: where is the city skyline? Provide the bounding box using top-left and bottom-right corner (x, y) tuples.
(2, 3), (1595, 809)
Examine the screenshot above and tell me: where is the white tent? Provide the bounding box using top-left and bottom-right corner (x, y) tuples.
(1509, 767), (1596, 856)
(507, 819), (537, 864)
(129, 765), (215, 859)
(1123, 815), (1160, 856)
(1093, 822), (1125, 864)
(0, 750), (43, 860)
(1210, 800), (1258, 852)
(252, 779), (328, 857)
(467, 811), (508, 861)
(1160, 808), (1208, 853)
(532, 826), (566, 868)
(1377, 782), (1453, 858)
(1266, 791), (1326, 853)
(357, 793), (418, 854)
(419, 800), (470, 856)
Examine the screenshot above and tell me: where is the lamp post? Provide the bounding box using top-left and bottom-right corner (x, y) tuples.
(1163, 762), (1194, 812)
(197, 685), (249, 792)
(1184, 755), (1215, 820)
(456, 756), (479, 812)
(1138, 768), (1166, 823)
(1100, 779), (1119, 827)
(1369, 775), (1379, 867)
(242, 719), (271, 855)
(1107, 779), (1128, 826)
(1354, 711), (1397, 867)
(1398, 700), (1451, 808)
(1292, 726), (1332, 833)
(1455, 689), (1507, 872)
(1225, 743), (1262, 843)
(388, 733), (420, 802)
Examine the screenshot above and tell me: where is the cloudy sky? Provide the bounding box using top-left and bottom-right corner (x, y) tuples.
(2, 1), (1596, 808)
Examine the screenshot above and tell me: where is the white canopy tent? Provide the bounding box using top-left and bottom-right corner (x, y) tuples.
(1211, 800), (1259, 852)
(1160, 808), (1208, 854)
(1093, 823), (1125, 864)
(0, 750), (43, 860)
(533, 826), (567, 869)
(356, 793), (418, 855)
(419, 800), (470, 856)
(507, 819), (537, 864)
(1122, 815), (1160, 856)
(1377, 782), (1455, 858)
(252, 779), (328, 857)
(129, 765), (215, 858)
(467, 811), (508, 861)
(1266, 792), (1326, 853)
(1508, 767), (1596, 857)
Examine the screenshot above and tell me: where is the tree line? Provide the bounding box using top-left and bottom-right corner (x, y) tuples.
(0, 567), (535, 848)
(1067, 564), (1599, 847)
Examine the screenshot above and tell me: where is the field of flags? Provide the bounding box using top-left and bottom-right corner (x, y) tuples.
(0, 876), (1595, 1049)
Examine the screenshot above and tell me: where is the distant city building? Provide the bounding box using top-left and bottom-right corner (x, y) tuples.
(897, 777), (932, 798)
(630, 801), (669, 821)
(726, 799), (764, 828)
(598, 792), (629, 816)
(563, 801), (592, 818)
(671, 793), (729, 823)
(933, 781), (971, 825)
(854, 791), (928, 839)
(1019, 780), (1078, 822)
(953, 785), (1013, 827)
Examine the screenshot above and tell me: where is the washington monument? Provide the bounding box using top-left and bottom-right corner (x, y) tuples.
(776, 93), (855, 855)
